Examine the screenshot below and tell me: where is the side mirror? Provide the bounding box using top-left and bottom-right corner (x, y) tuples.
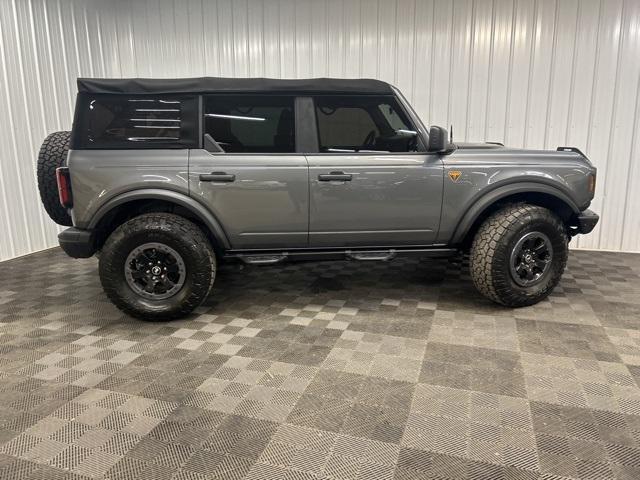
(427, 126), (450, 153)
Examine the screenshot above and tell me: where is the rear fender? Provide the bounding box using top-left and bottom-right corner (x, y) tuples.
(88, 189), (231, 249)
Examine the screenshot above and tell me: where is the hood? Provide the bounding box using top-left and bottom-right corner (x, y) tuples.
(448, 144), (595, 170)
(455, 142), (505, 150)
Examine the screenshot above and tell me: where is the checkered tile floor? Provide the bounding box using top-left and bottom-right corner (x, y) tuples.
(0, 247), (639, 479)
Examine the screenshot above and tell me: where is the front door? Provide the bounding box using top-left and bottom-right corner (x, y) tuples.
(189, 94), (308, 249)
(308, 154), (443, 246)
(308, 95), (443, 247)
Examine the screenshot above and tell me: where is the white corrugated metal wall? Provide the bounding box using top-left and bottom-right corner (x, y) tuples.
(0, 0), (639, 261)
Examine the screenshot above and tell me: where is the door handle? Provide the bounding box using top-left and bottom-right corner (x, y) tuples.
(318, 171), (352, 182)
(199, 172), (236, 182)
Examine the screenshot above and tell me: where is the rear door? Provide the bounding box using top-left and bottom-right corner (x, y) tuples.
(307, 95), (443, 247)
(189, 95), (309, 249)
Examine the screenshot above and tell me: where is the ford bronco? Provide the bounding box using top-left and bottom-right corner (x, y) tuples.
(37, 77), (599, 320)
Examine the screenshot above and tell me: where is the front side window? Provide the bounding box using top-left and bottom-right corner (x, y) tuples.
(314, 95), (419, 152)
(204, 95), (295, 153)
(73, 94), (198, 149)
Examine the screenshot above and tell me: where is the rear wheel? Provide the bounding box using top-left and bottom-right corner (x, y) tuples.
(469, 204), (568, 307)
(37, 131), (72, 226)
(99, 213), (216, 320)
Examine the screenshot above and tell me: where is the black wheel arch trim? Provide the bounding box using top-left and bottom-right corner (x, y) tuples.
(450, 181), (581, 245)
(86, 189), (231, 249)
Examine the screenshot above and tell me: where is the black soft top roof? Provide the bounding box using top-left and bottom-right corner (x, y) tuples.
(77, 77), (394, 95)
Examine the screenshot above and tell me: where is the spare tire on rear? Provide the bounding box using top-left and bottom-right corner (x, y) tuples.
(37, 131), (72, 226)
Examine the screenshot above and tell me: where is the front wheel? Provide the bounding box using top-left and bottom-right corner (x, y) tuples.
(99, 213), (216, 320)
(469, 204), (568, 307)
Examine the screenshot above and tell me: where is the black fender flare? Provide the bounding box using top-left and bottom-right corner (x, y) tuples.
(88, 188), (231, 249)
(450, 181), (580, 245)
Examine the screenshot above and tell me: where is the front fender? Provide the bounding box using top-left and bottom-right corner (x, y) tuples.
(444, 181), (581, 245)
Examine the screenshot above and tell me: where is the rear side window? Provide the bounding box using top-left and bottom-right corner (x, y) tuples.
(204, 95), (295, 153)
(72, 94), (198, 149)
(314, 95), (419, 152)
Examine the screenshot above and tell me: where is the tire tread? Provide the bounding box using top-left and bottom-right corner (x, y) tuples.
(37, 131), (73, 226)
(99, 213), (215, 321)
(469, 203), (568, 307)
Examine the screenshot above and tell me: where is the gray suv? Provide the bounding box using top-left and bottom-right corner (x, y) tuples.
(37, 77), (599, 320)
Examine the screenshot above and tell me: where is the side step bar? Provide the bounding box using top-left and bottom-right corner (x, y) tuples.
(346, 250), (397, 261)
(227, 247), (457, 264)
(237, 254), (288, 265)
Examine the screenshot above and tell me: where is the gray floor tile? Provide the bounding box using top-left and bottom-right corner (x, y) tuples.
(0, 248), (639, 479)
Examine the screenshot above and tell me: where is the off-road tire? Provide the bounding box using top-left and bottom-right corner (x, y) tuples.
(470, 204), (568, 307)
(99, 213), (216, 321)
(37, 131), (73, 226)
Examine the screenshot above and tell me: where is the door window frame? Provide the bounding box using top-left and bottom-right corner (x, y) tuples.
(196, 92), (432, 156)
(305, 93), (430, 155)
(201, 93), (301, 155)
